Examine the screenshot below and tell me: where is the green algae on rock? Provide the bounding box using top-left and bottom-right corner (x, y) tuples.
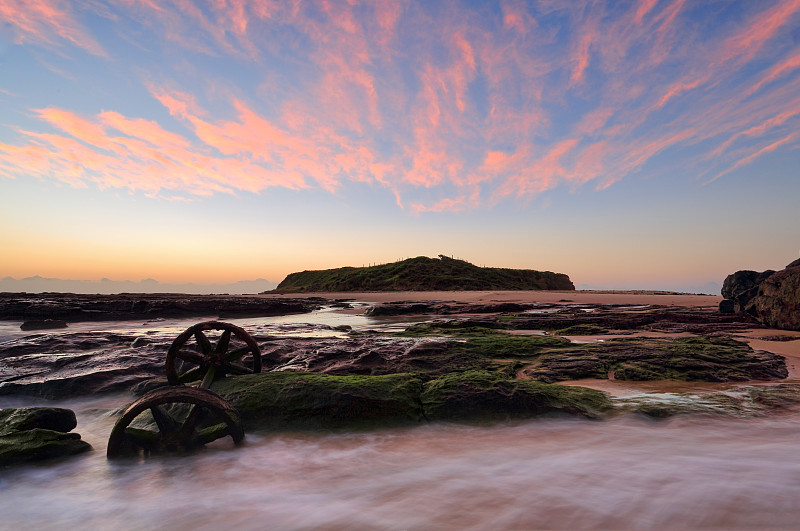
(0, 429), (91, 466)
(0, 407), (91, 466)
(420, 370), (612, 422)
(210, 372), (426, 430)
(0, 407), (78, 436)
(207, 370), (611, 430)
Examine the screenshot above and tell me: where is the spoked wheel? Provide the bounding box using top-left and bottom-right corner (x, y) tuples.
(106, 386), (244, 458)
(166, 321), (261, 385)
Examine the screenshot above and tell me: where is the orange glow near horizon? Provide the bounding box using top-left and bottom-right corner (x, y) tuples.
(1, 1), (799, 292)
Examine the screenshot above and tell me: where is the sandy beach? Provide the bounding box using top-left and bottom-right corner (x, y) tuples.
(263, 289), (723, 308)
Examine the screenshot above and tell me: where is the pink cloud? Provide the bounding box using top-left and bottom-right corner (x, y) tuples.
(656, 77), (706, 108)
(3, 1), (799, 215)
(746, 52), (800, 96)
(633, 0), (660, 25)
(718, 0), (800, 65)
(0, 0), (106, 56)
(708, 132), (798, 184)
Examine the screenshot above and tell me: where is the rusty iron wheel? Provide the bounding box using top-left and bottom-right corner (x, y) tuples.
(106, 386), (244, 458)
(165, 321), (261, 385)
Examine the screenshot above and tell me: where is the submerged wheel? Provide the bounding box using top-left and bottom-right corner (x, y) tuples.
(106, 386), (244, 458)
(166, 321), (261, 385)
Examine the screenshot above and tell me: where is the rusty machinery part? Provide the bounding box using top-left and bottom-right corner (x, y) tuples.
(106, 386), (244, 458)
(165, 321), (261, 385)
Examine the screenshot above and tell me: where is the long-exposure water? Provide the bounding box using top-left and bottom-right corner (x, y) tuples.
(2, 309), (800, 529)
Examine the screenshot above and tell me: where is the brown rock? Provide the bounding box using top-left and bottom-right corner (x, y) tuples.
(745, 267), (800, 331)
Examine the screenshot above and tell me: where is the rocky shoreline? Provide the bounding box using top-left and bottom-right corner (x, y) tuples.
(0, 292), (322, 324)
(2, 292), (800, 466)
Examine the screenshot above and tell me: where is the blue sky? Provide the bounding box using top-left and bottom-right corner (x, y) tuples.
(1, 0), (799, 293)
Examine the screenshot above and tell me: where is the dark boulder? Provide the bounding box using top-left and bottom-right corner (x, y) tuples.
(721, 269), (775, 313)
(745, 266), (800, 331)
(718, 299), (735, 314)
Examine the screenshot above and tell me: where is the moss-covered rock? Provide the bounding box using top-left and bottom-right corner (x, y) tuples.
(0, 407), (77, 436)
(420, 370), (612, 421)
(205, 370), (613, 430)
(210, 372), (426, 430)
(0, 407), (91, 466)
(0, 429), (91, 466)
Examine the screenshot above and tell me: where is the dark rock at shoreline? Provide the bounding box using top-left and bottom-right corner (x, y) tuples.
(721, 270), (775, 313)
(20, 319), (68, 331)
(0, 407), (91, 466)
(0, 293), (320, 323)
(720, 261), (800, 331)
(745, 266), (800, 331)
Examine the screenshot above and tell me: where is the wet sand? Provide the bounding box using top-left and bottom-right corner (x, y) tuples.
(264, 289), (722, 307)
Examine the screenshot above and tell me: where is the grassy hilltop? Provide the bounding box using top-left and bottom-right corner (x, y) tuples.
(274, 255), (574, 293)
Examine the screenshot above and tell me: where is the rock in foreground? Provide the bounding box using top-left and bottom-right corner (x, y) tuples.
(0, 407), (91, 466)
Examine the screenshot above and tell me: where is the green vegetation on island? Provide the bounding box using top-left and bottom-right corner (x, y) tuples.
(274, 255), (574, 292)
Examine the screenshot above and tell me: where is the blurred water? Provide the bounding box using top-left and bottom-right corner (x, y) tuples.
(3, 306), (800, 529)
(2, 403), (800, 530)
(0, 304), (424, 344)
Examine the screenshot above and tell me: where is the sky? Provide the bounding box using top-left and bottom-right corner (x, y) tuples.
(1, 0), (799, 294)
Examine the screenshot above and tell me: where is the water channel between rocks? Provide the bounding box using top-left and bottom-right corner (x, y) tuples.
(2, 306), (800, 529)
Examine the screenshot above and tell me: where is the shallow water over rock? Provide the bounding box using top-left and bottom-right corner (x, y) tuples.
(2, 396), (800, 530)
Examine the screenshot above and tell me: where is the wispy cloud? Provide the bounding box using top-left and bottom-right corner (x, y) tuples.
(1, 0), (799, 211)
(0, 0), (106, 56)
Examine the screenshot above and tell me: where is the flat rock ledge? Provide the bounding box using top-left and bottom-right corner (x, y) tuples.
(0, 407), (91, 467)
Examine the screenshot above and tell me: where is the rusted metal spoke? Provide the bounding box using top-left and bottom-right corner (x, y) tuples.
(177, 405), (201, 439)
(176, 350), (206, 365)
(219, 360), (253, 375)
(176, 367), (204, 384)
(149, 405), (177, 434)
(226, 346), (251, 362)
(194, 330), (212, 356)
(214, 330), (232, 356)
